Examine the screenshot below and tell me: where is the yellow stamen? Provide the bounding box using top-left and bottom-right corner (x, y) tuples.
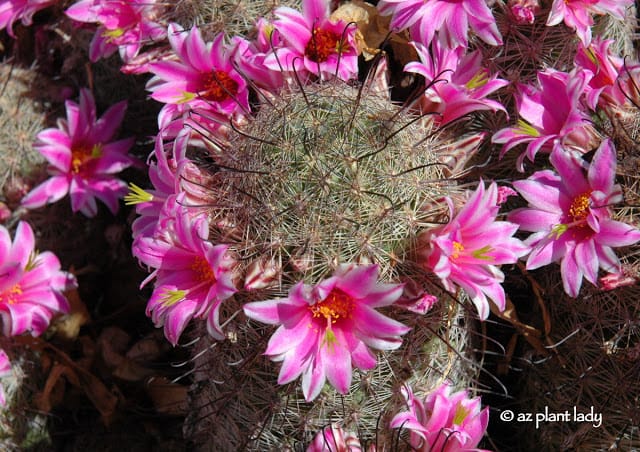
(310, 288), (355, 325)
(569, 191), (592, 223)
(124, 183), (154, 205)
(71, 143), (102, 174)
(451, 241), (465, 259)
(0, 284), (23, 305)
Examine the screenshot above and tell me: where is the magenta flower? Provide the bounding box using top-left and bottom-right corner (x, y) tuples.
(146, 23), (249, 123)
(390, 382), (489, 452)
(574, 37), (625, 110)
(492, 69), (595, 170)
(243, 264), (409, 402)
(377, 0), (502, 48)
(509, 140), (640, 297)
(263, 0), (359, 81)
(135, 197), (237, 345)
(0, 0), (54, 37)
(546, 0), (632, 45)
(307, 424), (362, 452)
(65, 0), (166, 62)
(0, 349), (10, 406)
(404, 40), (508, 126)
(0, 222), (76, 337)
(417, 181), (530, 319)
(21, 89), (135, 217)
(232, 19), (285, 94)
(508, 0), (540, 25)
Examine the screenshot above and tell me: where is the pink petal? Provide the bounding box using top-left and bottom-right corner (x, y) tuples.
(321, 332), (352, 394)
(561, 248), (583, 297)
(302, 349), (326, 402)
(21, 176), (70, 209)
(10, 222), (35, 268)
(594, 219), (640, 247)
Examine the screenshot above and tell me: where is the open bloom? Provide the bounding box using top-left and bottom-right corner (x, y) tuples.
(377, 0), (502, 48)
(405, 40), (508, 126)
(65, 0), (166, 62)
(0, 0), (54, 37)
(390, 382), (489, 452)
(417, 181), (530, 319)
(574, 37), (625, 110)
(146, 23), (249, 124)
(243, 264), (409, 402)
(135, 196), (237, 345)
(509, 140), (640, 297)
(0, 222), (76, 337)
(263, 0), (359, 81)
(492, 69), (596, 170)
(546, 0), (632, 46)
(21, 89), (135, 217)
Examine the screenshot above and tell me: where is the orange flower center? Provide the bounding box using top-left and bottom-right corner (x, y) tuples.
(310, 288), (355, 325)
(201, 70), (239, 102)
(568, 191), (592, 223)
(304, 28), (344, 63)
(190, 256), (216, 283)
(451, 241), (465, 259)
(0, 284), (23, 305)
(71, 143), (102, 174)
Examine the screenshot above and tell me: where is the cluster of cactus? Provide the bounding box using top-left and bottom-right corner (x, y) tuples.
(0, 64), (47, 208)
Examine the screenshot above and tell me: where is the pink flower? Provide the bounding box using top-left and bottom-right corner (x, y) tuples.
(0, 0), (54, 37)
(0, 349), (10, 406)
(146, 23), (249, 123)
(65, 0), (166, 62)
(21, 89), (135, 217)
(307, 424), (362, 452)
(599, 270), (637, 291)
(243, 264), (409, 402)
(377, 0), (502, 48)
(509, 140), (640, 297)
(574, 37), (625, 109)
(0, 222), (76, 337)
(417, 181), (530, 319)
(546, 0), (632, 46)
(263, 0), (359, 81)
(390, 382), (489, 452)
(232, 19), (285, 94)
(492, 69), (595, 170)
(405, 40), (508, 126)
(135, 197), (237, 345)
(508, 0), (540, 25)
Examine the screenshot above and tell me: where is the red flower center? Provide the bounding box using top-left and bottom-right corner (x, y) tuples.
(191, 256), (216, 283)
(310, 287), (355, 325)
(568, 191), (592, 224)
(71, 143), (102, 174)
(0, 284), (22, 305)
(304, 28), (344, 63)
(201, 70), (239, 102)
